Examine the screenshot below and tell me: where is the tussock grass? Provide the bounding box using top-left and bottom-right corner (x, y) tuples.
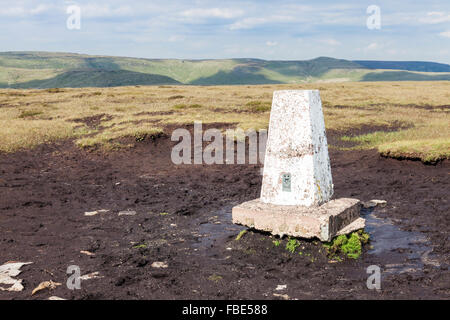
(245, 100), (272, 112)
(0, 82), (448, 161)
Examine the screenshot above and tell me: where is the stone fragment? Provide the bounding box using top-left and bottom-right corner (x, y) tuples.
(0, 262), (32, 292)
(151, 262), (168, 269)
(118, 210), (137, 216)
(84, 209), (110, 216)
(31, 280), (61, 296)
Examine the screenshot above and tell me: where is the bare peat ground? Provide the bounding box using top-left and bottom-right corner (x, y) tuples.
(0, 127), (448, 300)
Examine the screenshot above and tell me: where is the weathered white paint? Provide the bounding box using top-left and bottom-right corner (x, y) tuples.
(260, 90), (333, 206)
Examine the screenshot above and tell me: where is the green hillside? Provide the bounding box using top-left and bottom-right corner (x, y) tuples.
(0, 51), (449, 88)
(4, 70), (179, 89)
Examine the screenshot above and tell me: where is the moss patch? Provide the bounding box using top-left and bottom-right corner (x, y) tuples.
(285, 238), (300, 253)
(323, 230), (370, 259)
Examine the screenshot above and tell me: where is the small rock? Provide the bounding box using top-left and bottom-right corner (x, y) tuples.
(362, 200), (387, 208)
(84, 209), (109, 216)
(118, 210), (137, 216)
(151, 262), (168, 269)
(79, 272), (102, 280)
(48, 296), (66, 300)
(80, 250), (95, 256)
(0, 262), (33, 292)
(275, 284), (287, 291)
(31, 280), (61, 296)
(273, 293), (290, 300)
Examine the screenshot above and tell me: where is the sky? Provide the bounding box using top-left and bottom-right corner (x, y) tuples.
(0, 0), (449, 63)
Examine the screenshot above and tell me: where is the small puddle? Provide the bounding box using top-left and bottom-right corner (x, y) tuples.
(363, 208), (440, 274)
(192, 204), (244, 255)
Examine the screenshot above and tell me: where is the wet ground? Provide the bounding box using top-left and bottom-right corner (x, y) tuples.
(0, 128), (449, 299)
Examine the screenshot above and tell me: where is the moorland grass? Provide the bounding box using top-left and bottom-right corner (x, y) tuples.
(0, 82), (448, 161)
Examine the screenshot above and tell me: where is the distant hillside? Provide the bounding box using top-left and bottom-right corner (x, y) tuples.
(0, 52), (449, 88)
(354, 60), (450, 73)
(8, 70), (179, 89)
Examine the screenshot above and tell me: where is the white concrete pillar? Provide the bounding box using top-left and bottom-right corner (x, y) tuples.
(260, 90), (333, 206)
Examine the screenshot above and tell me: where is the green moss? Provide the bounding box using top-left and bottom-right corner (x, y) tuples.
(272, 240), (281, 247)
(341, 233), (362, 259)
(208, 274), (223, 282)
(132, 244), (147, 249)
(235, 229), (248, 241)
(324, 230), (370, 260)
(286, 238), (300, 254)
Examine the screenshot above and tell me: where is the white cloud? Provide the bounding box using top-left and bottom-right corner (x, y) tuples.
(420, 11), (450, 24)
(30, 4), (52, 15)
(229, 15), (295, 30)
(319, 39), (341, 46)
(266, 41), (278, 47)
(439, 31), (450, 38)
(181, 8), (244, 19)
(366, 42), (379, 50)
(168, 35), (186, 42)
(0, 7), (26, 17)
(81, 4), (135, 18)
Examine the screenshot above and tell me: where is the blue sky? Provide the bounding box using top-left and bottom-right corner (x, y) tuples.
(1, 0), (449, 63)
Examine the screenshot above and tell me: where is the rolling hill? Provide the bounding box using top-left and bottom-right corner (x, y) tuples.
(0, 52), (449, 88)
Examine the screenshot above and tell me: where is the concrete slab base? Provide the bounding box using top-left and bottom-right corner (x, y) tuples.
(232, 198), (364, 242)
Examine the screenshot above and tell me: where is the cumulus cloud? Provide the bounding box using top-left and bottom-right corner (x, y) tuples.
(366, 42), (379, 50)
(168, 35), (186, 42)
(0, 7), (26, 17)
(181, 8), (244, 19)
(420, 11), (450, 24)
(81, 4), (135, 18)
(229, 15), (295, 30)
(319, 39), (341, 46)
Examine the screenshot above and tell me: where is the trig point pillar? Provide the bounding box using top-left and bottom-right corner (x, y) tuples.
(232, 90), (365, 242)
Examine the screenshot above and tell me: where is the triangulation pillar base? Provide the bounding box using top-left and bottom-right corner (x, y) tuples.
(232, 198), (365, 242)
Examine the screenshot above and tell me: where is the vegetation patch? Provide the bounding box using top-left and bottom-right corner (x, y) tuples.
(46, 88), (65, 93)
(18, 110), (43, 118)
(208, 274), (223, 282)
(168, 95), (185, 100)
(245, 101), (271, 112)
(323, 230), (370, 259)
(132, 244), (147, 249)
(235, 229), (248, 241)
(285, 238), (300, 253)
(172, 103), (203, 110)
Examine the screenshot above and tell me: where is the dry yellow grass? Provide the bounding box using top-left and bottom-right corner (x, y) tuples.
(0, 82), (448, 161)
